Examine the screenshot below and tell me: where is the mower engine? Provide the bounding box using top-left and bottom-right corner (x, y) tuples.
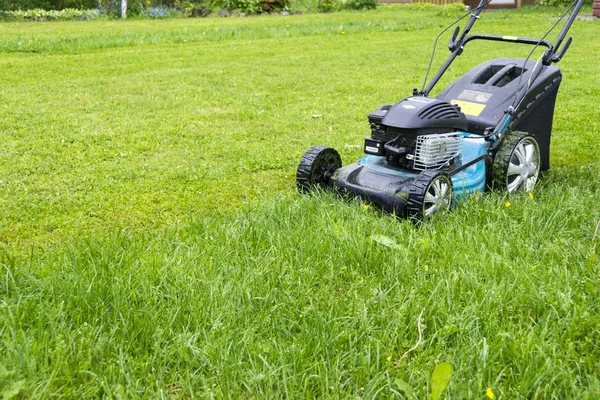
(364, 97), (468, 171)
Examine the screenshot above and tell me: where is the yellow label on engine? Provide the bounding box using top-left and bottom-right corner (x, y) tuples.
(502, 35), (519, 41)
(450, 100), (486, 117)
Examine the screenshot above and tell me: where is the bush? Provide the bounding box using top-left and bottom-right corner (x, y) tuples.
(212, 0), (289, 14)
(141, 5), (184, 17)
(0, 0), (95, 12)
(0, 9), (18, 18)
(535, 0), (591, 5)
(221, 0), (262, 13)
(176, 0), (211, 16)
(345, 0), (376, 11)
(0, 7), (99, 20)
(95, 0), (188, 18)
(310, 0), (377, 13)
(259, 0), (288, 12)
(315, 0), (337, 12)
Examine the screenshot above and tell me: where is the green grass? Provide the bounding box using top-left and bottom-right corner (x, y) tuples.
(1, 5), (599, 398)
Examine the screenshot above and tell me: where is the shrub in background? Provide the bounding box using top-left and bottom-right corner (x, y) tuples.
(315, 0), (337, 12)
(0, 0), (95, 11)
(176, 0), (211, 16)
(95, 0), (187, 18)
(141, 5), (183, 17)
(296, 0), (378, 13)
(222, 0), (261, 13)
(0, 9), (17, 17)
(0, 0), (378, 16)
(0, 0), (192, 16)
(535, 0), (590, 5)
(259, 0), (288, 12)
(212, 0), (290, 14)
(345, 0), (376, 11)
(0, 7), (99, 19)
(0, 0), (389, 18)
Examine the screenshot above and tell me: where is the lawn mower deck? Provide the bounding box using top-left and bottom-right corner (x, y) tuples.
(330, 134), (488, 216)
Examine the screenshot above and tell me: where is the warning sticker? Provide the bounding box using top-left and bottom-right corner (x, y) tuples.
(457, 89), (492, 103)
(450, 100), (486, 117)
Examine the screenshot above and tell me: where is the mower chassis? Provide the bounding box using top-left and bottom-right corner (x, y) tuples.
(330, 134), (488, 216)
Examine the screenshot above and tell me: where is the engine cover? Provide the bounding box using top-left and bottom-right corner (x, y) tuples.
(365, 97), (468, 169)
(382, 96), (468, 132)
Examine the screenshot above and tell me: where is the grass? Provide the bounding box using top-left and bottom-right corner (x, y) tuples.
(1, 4), (599, 398)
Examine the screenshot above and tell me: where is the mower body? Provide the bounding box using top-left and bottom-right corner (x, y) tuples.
(297, 0), (585, 218)
(328, 58), (562, 216)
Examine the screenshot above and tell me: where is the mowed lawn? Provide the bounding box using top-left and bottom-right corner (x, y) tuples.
(1, 5), (599, 398)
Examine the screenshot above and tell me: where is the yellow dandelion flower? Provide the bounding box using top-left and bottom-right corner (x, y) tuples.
(529, 192), (534, 199)
(505, 201), (511, 207)
(341, 31), (346, 35)
(486, 387), (495, 399)
(363, 204), (369, 210)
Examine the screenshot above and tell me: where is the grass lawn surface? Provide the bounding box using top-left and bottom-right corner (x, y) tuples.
(1, 5), (599, 398)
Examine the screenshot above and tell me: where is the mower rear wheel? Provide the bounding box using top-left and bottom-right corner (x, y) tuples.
(296, 146), (342, 193)
(492, 132), (540, 193)
(407, 170), (454, 220)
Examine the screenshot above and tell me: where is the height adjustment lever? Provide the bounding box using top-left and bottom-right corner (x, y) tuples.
(448, 26), (461, 51)
(551, 37), (572, 63)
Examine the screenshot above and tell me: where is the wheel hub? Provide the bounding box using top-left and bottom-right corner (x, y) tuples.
(424, 179), (451, 216)
(505, 137), (540, 193)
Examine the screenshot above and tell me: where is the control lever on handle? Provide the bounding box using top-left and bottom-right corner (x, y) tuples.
(448, 26), (461, 51)
(551, 37), (572, 63)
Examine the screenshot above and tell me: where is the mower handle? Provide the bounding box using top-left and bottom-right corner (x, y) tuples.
(423, 33), (554, 95)
(462, 34), (554, 50)
(422, 0), (584, 96)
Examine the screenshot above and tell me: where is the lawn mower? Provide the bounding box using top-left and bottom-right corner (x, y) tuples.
(296, 0), (586, 219)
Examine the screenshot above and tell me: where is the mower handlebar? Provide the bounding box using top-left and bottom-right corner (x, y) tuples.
(422, 33), (554, 95)
(422, 0), (583, 96)
(462, 34), (554, 50)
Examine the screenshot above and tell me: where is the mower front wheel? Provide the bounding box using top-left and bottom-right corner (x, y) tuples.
(407, 170), (454, 220)
(296, 146), (342, 193)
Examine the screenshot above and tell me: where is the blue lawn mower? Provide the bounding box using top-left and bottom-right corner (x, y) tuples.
(296, 0), (585, 219)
